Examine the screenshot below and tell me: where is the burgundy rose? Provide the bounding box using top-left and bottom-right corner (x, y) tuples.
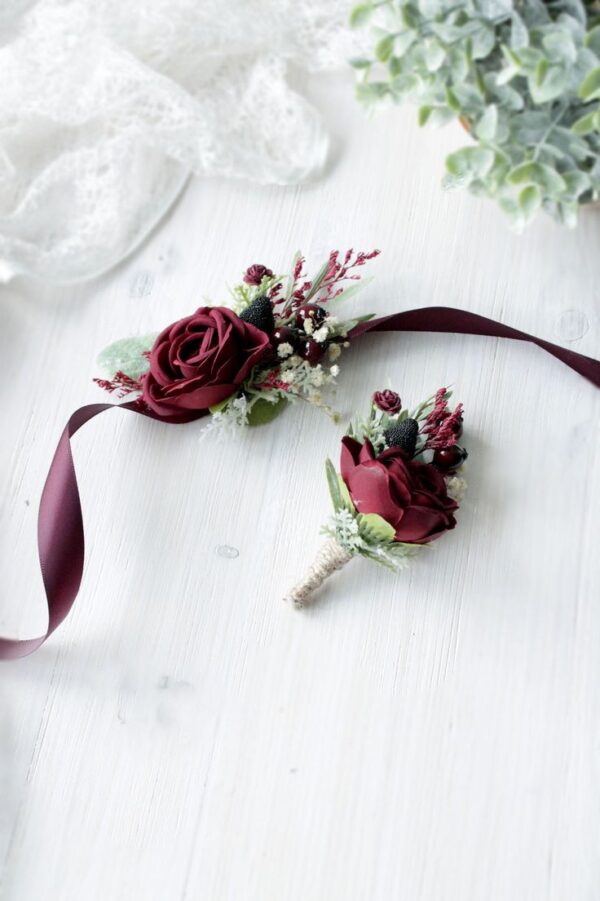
(373, 389), (402, 414)
(243, 264), (274, 286)
(340, 437), (458, 544)
(142, 306), (271, 420)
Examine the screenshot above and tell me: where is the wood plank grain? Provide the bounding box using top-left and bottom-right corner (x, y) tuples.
(0, 73), (598, 901)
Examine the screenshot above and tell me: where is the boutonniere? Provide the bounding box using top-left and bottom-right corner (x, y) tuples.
(284, 387), (467, 607)
(95, 249), (379, 429)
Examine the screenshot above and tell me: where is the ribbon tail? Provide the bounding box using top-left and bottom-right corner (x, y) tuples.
(0, 401), (201, 661)
(351, 307), (600, 389)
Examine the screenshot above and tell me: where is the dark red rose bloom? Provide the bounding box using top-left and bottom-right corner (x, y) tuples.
(373, 389), (402, 414)
(340, 437), (458, 544)
(142, 306), (271, 420)
(243, 264), (274, 286)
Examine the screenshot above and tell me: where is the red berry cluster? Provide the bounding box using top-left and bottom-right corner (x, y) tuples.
(423, 388), (467, 472)
(272, 303), (335, 364)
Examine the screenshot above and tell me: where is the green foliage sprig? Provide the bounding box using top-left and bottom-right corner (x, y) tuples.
(351, 0), (600, 228)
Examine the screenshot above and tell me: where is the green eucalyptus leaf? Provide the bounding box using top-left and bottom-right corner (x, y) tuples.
(585, 24), (600, 55)
(501, 44), (522, 68)
(511, 12), (529, 50)
(96, 333), (157, 380)
(376, 33), (395, 63)
(424, 38), (445, 72)
(390, 73), (420, 96)
(329, 278), (373, 306)
(572, 109), (598, 134)
(562, 170), (592, 198)
(358, 513), (396, 544)
(395, 31), (417, 57)
(350, 4), (373, 28)
(472, 24), (495, 59)
(446, 146), (495, 179)
(519, 184), (542, 219)
(475, 104), (498, 140)
(335, 312), (376, 335)
(445, 87), (461, 113)
(337, 476), (356, 513)
(579, 65), (600, 100)
(530, 65), (570, 103)
(247, 397), (288, 427)
(557, 201), (579, 228)
(285, 251), (302, 302)
(400, 5), (419, 29)
(418, 105), (433, 126)
(507, 162), (567, 194)
(305, 258), (331, 300)
(356, 82), (390, 104)
(535, 57), (549, 87)
(326, 458), (343, 510)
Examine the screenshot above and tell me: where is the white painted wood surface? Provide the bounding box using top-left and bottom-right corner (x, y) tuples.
(1, 72), (599, 901)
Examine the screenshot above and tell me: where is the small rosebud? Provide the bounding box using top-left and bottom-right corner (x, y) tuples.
(243, 264), (274, 286)
(373, 389), (402, 414)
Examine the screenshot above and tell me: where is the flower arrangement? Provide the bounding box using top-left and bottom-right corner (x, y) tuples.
(351, 0), (600, 228)
(95, 249), (379, 431)
(284, 387), (467, 607)
(3, 231), (599, 659)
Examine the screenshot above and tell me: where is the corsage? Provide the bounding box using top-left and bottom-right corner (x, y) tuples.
(95, 249), (379, 429)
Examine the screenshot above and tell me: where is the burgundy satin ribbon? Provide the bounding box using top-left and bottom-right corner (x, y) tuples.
(0, 401), (201, 661)
(1, 307), (598, 660)
(351, 308), (600, 387)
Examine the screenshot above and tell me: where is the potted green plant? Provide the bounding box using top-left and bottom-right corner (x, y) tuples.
(351, 0), (600, 228)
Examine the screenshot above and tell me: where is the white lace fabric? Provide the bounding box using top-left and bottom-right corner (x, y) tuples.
(0, 0), (356, 283)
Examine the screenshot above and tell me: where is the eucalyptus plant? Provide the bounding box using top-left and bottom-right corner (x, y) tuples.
(351, 0), (600, 228)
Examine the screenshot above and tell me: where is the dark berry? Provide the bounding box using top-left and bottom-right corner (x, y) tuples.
(295, 304), (326, 329)
(239, 295), (274, 334)
(384, 418), (419, 456)
(432, 445), (468, 472)
(301, 339), (325, 364)
(271, 326), (297, 351)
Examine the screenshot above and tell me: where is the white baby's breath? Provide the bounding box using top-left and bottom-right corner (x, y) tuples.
(200, 394), (249, 441)
(445, 473), (468, 503)
(323, 508), (422, 572)
(329, 509), (362, 552)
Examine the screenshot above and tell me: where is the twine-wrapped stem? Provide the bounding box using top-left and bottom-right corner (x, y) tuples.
(284, 538), (352, 608)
